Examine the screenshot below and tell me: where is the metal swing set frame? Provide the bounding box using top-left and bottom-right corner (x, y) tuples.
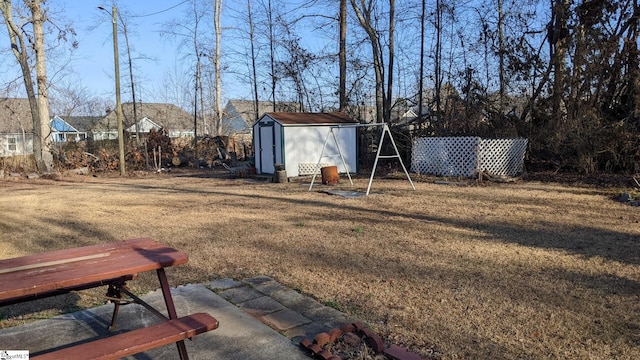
(308, 123), (415, 195)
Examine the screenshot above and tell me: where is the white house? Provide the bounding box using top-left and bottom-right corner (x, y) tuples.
(93, 103), (195, 140)
(0, 98), (34, 157)
(252, 112), (359, 176)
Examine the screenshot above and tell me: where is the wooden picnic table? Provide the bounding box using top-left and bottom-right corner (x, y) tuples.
(0, 238), (218, 360)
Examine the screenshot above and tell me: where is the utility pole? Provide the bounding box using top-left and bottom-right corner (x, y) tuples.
(99, 5), (126, 176)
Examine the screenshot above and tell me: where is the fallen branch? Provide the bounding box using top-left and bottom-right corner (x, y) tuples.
(480, 170), (518, 183)
(83, 152), (100, 160)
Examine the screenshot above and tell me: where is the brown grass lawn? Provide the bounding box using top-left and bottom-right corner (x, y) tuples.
(1, 170), (639, 359)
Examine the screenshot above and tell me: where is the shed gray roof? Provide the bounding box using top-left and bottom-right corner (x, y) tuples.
(263, 112), (357, 125)
(0, 98), (33, 133)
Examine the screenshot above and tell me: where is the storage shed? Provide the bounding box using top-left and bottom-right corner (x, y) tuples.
(253, 112), (359, 176)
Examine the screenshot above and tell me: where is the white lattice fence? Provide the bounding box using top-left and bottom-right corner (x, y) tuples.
(411, 137), (480, 177)
(411, 137), (527, 178)
(298, 163), (330, 176)
(478, 139), (528, 177)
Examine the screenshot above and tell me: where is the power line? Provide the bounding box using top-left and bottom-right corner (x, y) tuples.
(131, 0), (189, 18)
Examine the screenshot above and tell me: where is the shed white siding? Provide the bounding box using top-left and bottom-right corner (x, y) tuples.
(253, 113), (358, 176)
(282, 125), (356, 175)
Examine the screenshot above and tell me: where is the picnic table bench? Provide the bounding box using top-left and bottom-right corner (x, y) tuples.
(0, 238), (218, 360)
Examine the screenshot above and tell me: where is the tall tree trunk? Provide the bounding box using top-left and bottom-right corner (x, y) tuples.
(350, 0), (385, 124)
(119, 15), (140, 147)
(386, 0), (395, 123)
(32, 0), (53, 172)
(0, 0), (53, 173)
(268, 0), (276, 111)
(418, 0), (425, 124)
(339, 0), (347, 112)
(214, 0), (223, 135)
(570, 18), (586, 130)
(434, 0), (443, 126)
(551, 0), (570, 132)
(247, 0), (259, 120)
(498, 0), (505, 118)
(630, 0), (640, 123)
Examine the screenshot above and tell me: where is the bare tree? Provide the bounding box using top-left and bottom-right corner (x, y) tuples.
(247, 0), (259, 120)
(267, 0), (277, 111)
(550, 0), (570, 133)
(386, 0), (395, 122)
(339, 0), (347, 111)
(349, 0), (387, 123)
(417, 0), (426, 122)
(213, 0), (223, 136)
(162, 0), (210, 136)
(49, 79), (107, 117)
(434, 0), (443, 126)
(117, 11), (140, 146)
(0, 0), (53, 172)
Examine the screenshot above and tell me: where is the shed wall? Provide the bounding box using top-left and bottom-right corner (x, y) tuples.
(283, 126), (357, 176)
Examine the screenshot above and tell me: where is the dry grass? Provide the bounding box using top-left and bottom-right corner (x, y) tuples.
(1, 170), (639, 359)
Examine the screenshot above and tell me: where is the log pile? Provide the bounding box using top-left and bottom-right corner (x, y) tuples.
(49, 130), (255, 173)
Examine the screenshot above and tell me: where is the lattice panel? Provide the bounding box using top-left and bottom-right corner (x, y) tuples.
(411, 137), (527, 178)
(298, 163), (330, 176)
(478, 139), (528, 177)
(411, 137), (480, 177)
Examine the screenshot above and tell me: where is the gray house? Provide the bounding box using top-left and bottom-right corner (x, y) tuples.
(222, 100), (301, 134)
(93, 103), (195, 140)
(0, 98), (34, 157)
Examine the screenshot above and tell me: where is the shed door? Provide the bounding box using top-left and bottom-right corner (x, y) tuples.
(258, 121), (276, 174)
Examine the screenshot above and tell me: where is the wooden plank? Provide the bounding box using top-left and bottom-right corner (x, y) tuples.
(0, 238), (188, 303)
(32, 313), (219, 360)
(0, 253), (110, 275)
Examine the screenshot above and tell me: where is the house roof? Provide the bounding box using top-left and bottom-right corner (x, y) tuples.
(263, 112), (358, 126)
(66, 116), (103, 132)
(125, 117), (162, 133)
(96, 103), (193, 132)
(50, 116), (80, 132)
(223, 100), (301, 128)
(0, 98), (33, 133)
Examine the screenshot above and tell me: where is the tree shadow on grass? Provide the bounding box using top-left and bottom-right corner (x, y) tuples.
(231, 218), (640, 358)
(50, 177), (640, 266)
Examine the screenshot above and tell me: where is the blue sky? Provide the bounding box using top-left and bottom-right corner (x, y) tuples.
(59, 0), (193, 102)
(3, 1), (546, 114)
(40, 0), (331, 109)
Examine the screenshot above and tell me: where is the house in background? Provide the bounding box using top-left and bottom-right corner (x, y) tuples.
(253, 112), (358, 176)
(390, 109), (420, 131)
(222, 100), (301, 134)
(342, 103), (377, 124)
(0, 98), (34, 157)
(93, 103), (195, 140)
(65, 116), (103, 140)
(50, 116), (87, 142)
(124, 117), (163, 135)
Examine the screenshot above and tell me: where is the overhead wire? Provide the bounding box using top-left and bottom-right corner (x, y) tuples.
(130, 0), (190, 18)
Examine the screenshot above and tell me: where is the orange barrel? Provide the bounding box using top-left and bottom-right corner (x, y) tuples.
(321, 166), (339, 185)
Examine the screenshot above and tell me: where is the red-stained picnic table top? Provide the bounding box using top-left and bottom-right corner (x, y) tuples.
(0, 238), (188, 304)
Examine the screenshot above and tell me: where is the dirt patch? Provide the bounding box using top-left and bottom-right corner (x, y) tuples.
(1, 170), (639, 359)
